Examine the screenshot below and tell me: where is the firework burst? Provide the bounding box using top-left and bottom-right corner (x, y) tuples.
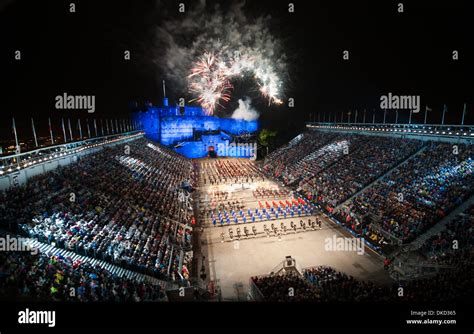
(188, 51), (283, 114)
(188, 52), (233, 115)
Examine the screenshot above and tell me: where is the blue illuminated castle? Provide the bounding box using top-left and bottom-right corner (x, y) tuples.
(132, 91), (259, 158)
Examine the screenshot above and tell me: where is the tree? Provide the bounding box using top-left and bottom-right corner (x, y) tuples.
(258, 129), (278, 156)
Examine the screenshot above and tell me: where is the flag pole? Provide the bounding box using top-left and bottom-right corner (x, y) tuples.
(48, 117), (54, 145)
(461, 103), (467, 125)
(31, 118), (38, 147)
(441, 104), (447, 125)
(86, 119), (91, 138)
(61, 118), (67, 143)
(12, 117), (20, 153)
(68, 118), (73, 141)
(78, 119), (83, 139)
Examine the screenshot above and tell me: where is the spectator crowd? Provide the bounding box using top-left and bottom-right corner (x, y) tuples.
(264, 130), (473, 249)
(0, 250), (166, 301)
(252, 260), (473, 302)
(337, 142), (474, 243)
(0, 138), (194, 281)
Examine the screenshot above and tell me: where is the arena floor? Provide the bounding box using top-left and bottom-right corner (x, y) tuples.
(196, 159), (392, 301)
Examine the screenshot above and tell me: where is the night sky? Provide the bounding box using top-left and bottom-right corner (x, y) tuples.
(1, 0), (472, 144)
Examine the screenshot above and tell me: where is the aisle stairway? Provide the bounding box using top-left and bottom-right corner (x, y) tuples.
(26, 238), (177, 290)
(336, 144), (427, 210)
(408, 193), (474, 250)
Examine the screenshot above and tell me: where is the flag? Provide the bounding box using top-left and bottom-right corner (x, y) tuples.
(424, 106), (432, 124)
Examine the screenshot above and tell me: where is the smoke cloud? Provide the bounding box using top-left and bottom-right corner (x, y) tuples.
(231, 97), (259, 121)
(154, 0), (287, 108)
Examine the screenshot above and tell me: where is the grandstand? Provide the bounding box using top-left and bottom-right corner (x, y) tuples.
(0, 122), (473, 303)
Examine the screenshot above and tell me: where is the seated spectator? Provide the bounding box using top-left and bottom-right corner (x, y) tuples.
(336, 142), (474, 244)
(251, 271), (319, 301)
(0, 251), (166, 302)
(0, 138), (195, 281)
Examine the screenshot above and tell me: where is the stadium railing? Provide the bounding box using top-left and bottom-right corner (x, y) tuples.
(0, 131), (144, 190)
(306, 122), (474, 142)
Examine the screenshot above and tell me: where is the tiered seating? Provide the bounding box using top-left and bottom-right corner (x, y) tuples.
(0, 138), (194, 281)
(264, 131), (422, 208)
(0, 251), (165, 301)
(253, 259), (474, 302)
(263, 131), (338, 180)
(200, 159), (265, 185)
(251, 272), (319, 301)
(301, 261), (474, 302)
(421, 203), (474, 264)
(304, 266), (389, 302)
(302, 136), (422, 209)
(337, 143), (474, 243)
(296, 138), (352, 188)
